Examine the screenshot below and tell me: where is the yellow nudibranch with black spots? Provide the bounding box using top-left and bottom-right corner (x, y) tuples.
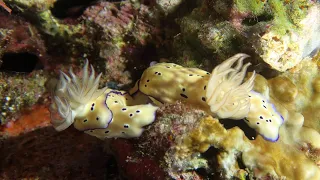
(129, 53), (283, 141)
(50, 53), (284, 141)
(50, 60), (158, 139)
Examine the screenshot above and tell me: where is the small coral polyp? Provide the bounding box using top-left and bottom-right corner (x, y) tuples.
(50, 54), (284, 141)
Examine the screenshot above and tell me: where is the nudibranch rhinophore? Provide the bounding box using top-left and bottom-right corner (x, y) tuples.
(50, 60), (158, 139)
(50, 53), (284, 142)
(129, 53), (284, 142)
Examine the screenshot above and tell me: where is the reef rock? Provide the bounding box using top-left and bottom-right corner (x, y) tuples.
(251, 4), (320, 72)
(174, 0), (320, 72)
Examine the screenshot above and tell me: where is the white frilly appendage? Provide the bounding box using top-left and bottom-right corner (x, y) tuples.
(206, 53), (256, 119)
(50, 60), (107, 131)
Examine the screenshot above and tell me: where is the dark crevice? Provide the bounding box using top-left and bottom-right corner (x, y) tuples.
(237, 156), (250, 180)
(237, 155), (246, 169)
(140, 0), (157, 6)
(219, 119), (257, 140)
(50, 0), (126, 19)
(50, 0), (97, 19)
(242, 14), (274, 26)
(124, 43), (159, 83)
(0, 52), (42, 73)
(199, 147), (223, 179)
(105, 155), (121, 179)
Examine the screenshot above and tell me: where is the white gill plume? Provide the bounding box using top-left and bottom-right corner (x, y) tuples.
(206, 53), (256, 119)
(50, 60), (107, 131)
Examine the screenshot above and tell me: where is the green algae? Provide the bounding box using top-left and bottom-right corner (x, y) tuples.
(235, 0), (267, 16)
(234, 0), (310, 35)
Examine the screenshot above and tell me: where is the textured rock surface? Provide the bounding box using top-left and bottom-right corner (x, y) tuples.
(0, 72), (46, 125)
(172, 0), (320, 71)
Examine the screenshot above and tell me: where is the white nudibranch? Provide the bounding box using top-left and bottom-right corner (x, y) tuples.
(49, 60), (158, 139)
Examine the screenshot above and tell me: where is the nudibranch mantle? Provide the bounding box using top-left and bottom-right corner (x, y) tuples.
(130, 63), (211, 110)
(84, 90), (158, 139)
(129, 54), (284, 142)
(50, 60), (158, 139)
(246, 91), (284, 141)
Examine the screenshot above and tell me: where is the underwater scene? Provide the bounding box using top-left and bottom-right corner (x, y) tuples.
(0, 0), (320, 179)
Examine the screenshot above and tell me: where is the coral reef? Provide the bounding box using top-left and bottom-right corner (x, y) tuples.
(111, 54), (320, 179)
(132, 67), (320, 179)
(0, 9), (47, 70)
(156, 0), (184, 15)
(271, 53), (320, 134)
(173, 0), (320, 71)
(0, 0), (163, 126)
(173, 114), (320, 179)
(1, 0), (320, 179)
(48, 52), (320, 179)
(250, 4), (320, 72)
(2, 0), (163, 79)
(0, 105), (50, 137)
(0, 9), (48, 126)
(82, 1), (162, 84)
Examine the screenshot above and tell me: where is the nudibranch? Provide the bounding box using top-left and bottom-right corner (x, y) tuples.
(129, 53), (284, 142)
(50, 54), (284, 142)
(246, 91), (284, 141)
(50, 60), (158, 139)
